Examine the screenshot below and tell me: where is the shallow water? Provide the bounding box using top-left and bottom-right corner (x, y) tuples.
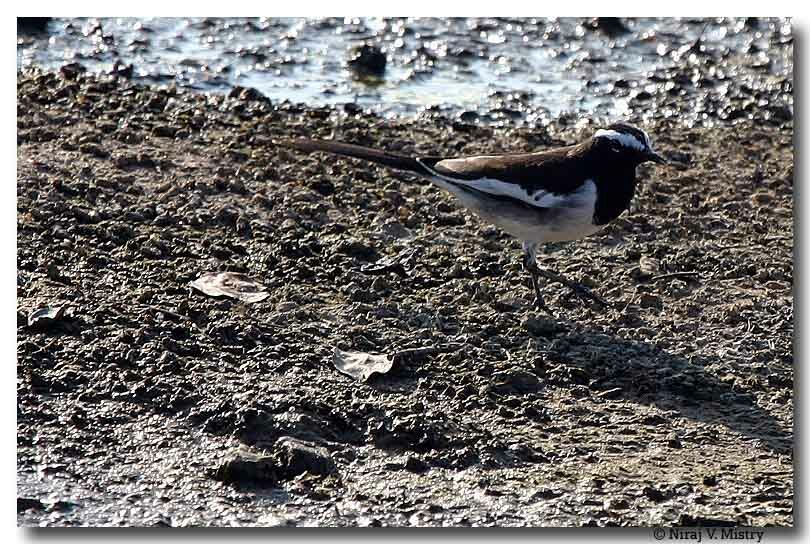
(17, 17), (793, 125)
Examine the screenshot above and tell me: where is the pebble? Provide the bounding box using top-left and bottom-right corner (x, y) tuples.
(639, 293), (662, 309)
(214, 450), (278, 485)
(492, 369), (541, 394)
(347, 44), (387, 76)
(523, 316), (564, 337)
(274, 436), (337, 478)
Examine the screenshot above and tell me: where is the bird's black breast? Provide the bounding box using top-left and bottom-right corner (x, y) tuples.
(592, 167), (638, 226)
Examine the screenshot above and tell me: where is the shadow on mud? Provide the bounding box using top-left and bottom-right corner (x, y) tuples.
(527, 325), (792, 455)
(217, 322), (791, 476)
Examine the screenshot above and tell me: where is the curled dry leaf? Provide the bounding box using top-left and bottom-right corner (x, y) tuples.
(27, 305), (66, 328)
(332, 348), (394, 381)
(360, 247), (417, 276)
(190, 272), (269, 303)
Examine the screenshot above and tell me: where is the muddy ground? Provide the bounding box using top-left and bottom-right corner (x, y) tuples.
(16, 71), (793, 527)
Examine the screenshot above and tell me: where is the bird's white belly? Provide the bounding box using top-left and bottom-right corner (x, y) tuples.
(494, 204), (604, 243)
(433, 177), (604, 244)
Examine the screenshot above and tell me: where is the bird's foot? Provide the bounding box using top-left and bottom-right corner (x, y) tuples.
(533, 295), (555, 316)
(535, 269), (609, 309)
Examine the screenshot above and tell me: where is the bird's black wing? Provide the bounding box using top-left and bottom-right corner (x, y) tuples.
(419, 145), (592, 207)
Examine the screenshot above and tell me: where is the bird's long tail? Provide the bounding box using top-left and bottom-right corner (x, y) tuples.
(276, 138), (437, 176)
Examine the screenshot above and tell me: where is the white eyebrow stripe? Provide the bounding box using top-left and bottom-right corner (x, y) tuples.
(594, 129), (647, 151)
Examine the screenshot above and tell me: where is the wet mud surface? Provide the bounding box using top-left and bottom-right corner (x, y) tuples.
(16, 71), (793, 526)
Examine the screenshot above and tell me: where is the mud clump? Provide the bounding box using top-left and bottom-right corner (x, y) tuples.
(214, 437), (336, 486)
(17, 71), (793, 527)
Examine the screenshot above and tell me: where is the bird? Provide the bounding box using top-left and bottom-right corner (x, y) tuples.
(278, 123), (668, 312)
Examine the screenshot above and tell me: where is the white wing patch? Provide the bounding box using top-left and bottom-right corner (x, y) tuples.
(420, 158), (588, 210)
(447, 177), (543, 207)
(594, 129), (647, 152)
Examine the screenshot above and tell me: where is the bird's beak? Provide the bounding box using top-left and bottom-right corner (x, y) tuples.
(646, 150), (669, 165)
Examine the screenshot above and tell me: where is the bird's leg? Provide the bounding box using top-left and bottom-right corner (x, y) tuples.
(522, 241), (608, 309)
(525, 259), (548, 312)
(522, 242), (552, 314)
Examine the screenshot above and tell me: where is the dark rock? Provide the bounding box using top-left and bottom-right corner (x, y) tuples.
(605, 498), (630, 510)
(17, 497), (46, 513)
(152, 125), (177, 138)
(348, 44), (387, 76)
(143, 94), (168, 112)
(59, 62), (87, 81)
(769, 105), (792, 123)
(79, 143), (109, 158)
(274, 436), (336, 478)
(27, 305), (66, 329)
(344, 103), (363, 115)
(228, 86), (270, 103)
(213, 450), (278, 486)
(110, 61), (134, 79)
(371, 415), (449, 452)
(336, 239), (378, 260)
(18, 17), (51, 34)
(114, 152), (156, 169)
(404, 456), (429, 473)
(640, 414), (669, 426)
(98, 122), (118, 134)
(21, 128), (58, 143)
(308, 178), (335, 196)
(643, 485), (669, 502)
(586, 18), (630, 37)
(47, 500), (79, 512)
(435, 213), (465, 226)
(491, 369), (542, 394)
(531, 489), (563, 500)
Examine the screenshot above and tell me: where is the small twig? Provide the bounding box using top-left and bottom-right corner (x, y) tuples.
(393, 343), (465, 361)
(140, 304), (204, 332)
(143, 304), (189, 322)
(619, 294), (635, 314)
(649, 272), (700, 282)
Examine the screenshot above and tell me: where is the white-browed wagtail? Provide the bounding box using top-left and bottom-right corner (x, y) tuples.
(279, 123), (668, 311)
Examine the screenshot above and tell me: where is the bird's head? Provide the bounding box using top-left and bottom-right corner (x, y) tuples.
(591, 123), (668, 166)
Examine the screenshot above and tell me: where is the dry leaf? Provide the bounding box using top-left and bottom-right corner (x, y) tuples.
(332, 348), (393, 381)
(27, 305), (66, 328)
(190, 272), (269, 303)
